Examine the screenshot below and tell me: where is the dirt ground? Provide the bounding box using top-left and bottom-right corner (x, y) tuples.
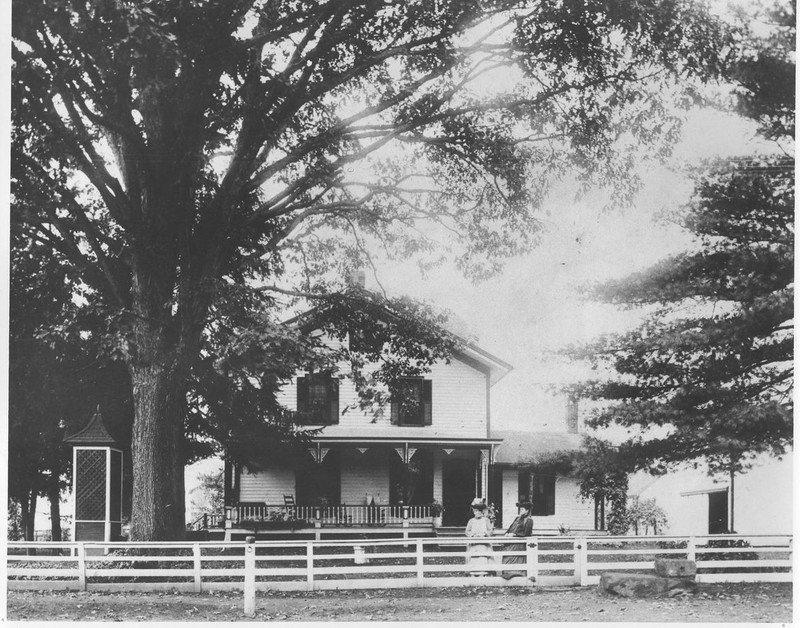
(5, 582), (792, 622)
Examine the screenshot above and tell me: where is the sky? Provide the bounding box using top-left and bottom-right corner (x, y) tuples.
(367, 108), (769, 434)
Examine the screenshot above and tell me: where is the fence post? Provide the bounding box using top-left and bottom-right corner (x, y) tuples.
(306, 542), (314, 591)
(687, 537), (696, 562)
(193, 543), (202, 593)
(573, 538), (588, 586)
(415, 539), (424, 587)
(243, 537), (256, 617)
(579, 539), (589, 586)
(77, 543), (87, 592)
(526, 537), (538, 584)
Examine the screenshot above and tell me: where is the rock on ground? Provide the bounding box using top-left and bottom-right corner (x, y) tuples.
(598, 572), (698, 598)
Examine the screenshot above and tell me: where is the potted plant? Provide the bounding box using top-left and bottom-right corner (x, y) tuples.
(430, 501), (444, 528)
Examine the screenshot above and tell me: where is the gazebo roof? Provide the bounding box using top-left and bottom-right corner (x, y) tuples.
(63, 408), (120, 447)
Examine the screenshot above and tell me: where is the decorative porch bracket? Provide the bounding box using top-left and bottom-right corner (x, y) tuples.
(394, 444), (418, 465)
(308, 445), (330, 464)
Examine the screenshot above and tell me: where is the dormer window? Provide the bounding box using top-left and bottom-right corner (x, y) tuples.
(390, 378), (432, 426)
(297, 373), (339, 425)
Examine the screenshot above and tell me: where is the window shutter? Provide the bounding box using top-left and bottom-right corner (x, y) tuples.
(389, 382), (400, 424)
(297, 376), (308, 417)
(423, 380), (432, 425)
(328, 378), (339, 424)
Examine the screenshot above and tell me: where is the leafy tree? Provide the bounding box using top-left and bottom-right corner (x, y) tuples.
(9, 233), (135, 540)
(569, 1), (794, 531)
(12, 0), (729, 540)
(188, 469), (225, 524)
(626, 496), (667, 535)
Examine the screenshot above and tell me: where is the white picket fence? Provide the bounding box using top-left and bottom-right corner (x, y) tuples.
(7, 534), (792, 595)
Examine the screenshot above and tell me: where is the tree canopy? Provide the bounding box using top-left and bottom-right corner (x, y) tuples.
(12, 0), (730, 539)
(570, 0), (794, 479)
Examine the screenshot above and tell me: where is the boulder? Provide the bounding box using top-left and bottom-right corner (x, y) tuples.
(598, 572), (698, 598)
(654, 558), (696, 578)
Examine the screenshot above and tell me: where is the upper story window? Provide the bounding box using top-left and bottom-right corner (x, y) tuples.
(518, 472), (555, 516)
(297, 373), (339, 425)
(390, 378), (432, 426)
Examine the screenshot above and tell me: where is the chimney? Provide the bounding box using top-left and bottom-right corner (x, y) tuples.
(347, 269), (366, 289)
(566, 394), (579, 434)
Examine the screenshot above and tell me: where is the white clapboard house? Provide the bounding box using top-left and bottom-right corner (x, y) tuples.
(203, 293), (604, 540)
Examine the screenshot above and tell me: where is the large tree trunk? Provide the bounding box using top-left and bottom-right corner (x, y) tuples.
(129, 362), (187, 541)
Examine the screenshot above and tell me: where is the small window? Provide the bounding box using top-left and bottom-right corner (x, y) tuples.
(390, 378), (432, 426)
(518, 471), (555, 516)
(297, 373), (339, 425)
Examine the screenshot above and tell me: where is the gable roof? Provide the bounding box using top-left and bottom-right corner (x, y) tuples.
(492, 430), (583, 466)
(63, 409), (120, 447)
(283, 297), (512, 386)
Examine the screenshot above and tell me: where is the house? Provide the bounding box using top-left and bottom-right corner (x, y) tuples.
(220, 307), (513, 537)
(214, 299), (608, 538)
(628, 451), (793, 536)
(490, 429), (600, 534)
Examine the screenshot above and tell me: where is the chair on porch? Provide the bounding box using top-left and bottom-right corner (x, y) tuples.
(282, 495), (296, 519)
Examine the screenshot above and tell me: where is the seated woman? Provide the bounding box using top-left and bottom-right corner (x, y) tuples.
(465, 499), (494, 576)
(501, 500), (533, 580)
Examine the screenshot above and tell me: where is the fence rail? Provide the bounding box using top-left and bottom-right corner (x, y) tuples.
(7, 534), (791, 594)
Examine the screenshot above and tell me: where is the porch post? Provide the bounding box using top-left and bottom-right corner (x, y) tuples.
(479, 450), (489, 501)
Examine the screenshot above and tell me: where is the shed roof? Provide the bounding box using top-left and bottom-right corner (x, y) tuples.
(63, 409), (120, 447)
(492, 430), (584, 466)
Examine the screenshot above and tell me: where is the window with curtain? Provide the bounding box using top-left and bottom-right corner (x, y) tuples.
(296, 373), (339, 424)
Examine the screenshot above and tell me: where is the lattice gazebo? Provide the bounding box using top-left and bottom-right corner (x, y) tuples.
(64, 408), (123, 543)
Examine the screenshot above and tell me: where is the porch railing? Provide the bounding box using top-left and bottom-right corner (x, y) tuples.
(228, 504), (431, 527)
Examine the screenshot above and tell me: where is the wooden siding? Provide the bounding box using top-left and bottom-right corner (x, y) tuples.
(500, 471), (594, 532)
(239, 466), (295, 503)
(277, 354), (488, 437)
(339, 451), (391, 505)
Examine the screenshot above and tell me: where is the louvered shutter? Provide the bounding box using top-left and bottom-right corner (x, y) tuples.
(423, 380), (432, 425)
(328, 378), (339, 424)
(389, 383), (399, 424)
(297, 376), (309, 419)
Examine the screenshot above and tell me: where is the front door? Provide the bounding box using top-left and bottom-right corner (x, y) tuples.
(708, 490), (729, 534)
(442, 457), (476, 527)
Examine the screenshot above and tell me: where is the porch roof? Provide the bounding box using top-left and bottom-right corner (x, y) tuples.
(491, 430), (584, 466)
(310, 435), (503, 447)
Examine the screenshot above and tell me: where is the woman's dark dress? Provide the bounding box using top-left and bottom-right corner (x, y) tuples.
(501, 514), (533, 579)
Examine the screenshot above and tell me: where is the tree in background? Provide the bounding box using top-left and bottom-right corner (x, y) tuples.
(188, 469), (225, 524)
(12, 0), (729, 539)
(569, 1), (794, 532)
(9, 233), (135, 540)
(626, 496), (668, 535)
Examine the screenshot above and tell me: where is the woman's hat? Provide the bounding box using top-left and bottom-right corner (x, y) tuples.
(470, 498), (487, 510)
(516, 500), (533, 509)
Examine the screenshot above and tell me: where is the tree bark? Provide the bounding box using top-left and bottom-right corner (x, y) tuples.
(20, 491), (37, 542)
(129, 361), (187, 541)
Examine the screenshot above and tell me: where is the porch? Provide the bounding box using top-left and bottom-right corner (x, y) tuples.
(225, 436), (503, 531)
